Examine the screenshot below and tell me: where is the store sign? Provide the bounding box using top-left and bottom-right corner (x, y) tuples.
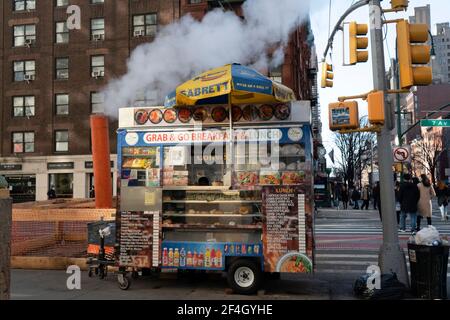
(0, 164), (22, 171)
(142, 129), (282, 144)
(47, 162), (74, 170)
(85, 161), (114, 169)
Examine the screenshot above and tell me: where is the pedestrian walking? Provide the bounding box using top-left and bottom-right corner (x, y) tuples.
(361, 185), (370, 210)
(416, 174), (436, 230)
(394, 181), (401, 224)
(47, 185), (57, 200)
(334, 183), (342, 209)
(372, 183), (380, 210)
(372, 181), (382, 220)
(351, 188), (360, 209)
(341, 185), (349, 210)
(398, 174), (420, 233)
(436, 181), (449, 221)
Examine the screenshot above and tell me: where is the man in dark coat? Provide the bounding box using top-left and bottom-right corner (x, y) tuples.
(398, 174), (420, 233)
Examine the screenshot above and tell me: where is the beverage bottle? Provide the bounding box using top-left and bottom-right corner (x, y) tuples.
(168, 248), (174, 266)
(242, 244), (246, 254)
(187, 251), (192, 267)
(205, 248), (211, 268)
(248, 245), (253, 255)
(193, 250), (198, 267)
(162, 248), (168, 266)
(216, 249), (222, 268)
(210, 249), (216, 268)
(254, 245), (259, 255)
(198, 253), (204, 267)
(180, 248), (186, 267)
(174, 248), (180, 267)
(236, 245), (241, 255)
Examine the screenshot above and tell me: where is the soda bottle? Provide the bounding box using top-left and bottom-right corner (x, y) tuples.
(180, 248), (186, 267)
(168, 248), (174, 266)
(254, 245), (259, 255)
(242, 244), (246, 254)
(162, 248), (168, 266)
(248, 245), (253, 255)
(193, 250), (198, 267)
(216, 249), (222, 268)
(210, 249), (216, 268)
(198, 253), (204, 267)
(174, 248), (180, 267)
(236, 245), (241, 255)
(187, 251), (193, 267)
(205, 248), (211, 268)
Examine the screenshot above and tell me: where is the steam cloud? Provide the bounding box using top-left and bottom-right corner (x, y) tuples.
(103, 0), (311, 117)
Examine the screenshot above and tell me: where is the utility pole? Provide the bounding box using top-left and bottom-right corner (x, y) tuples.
(369, 0), (409, 286)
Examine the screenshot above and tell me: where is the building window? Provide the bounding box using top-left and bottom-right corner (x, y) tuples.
(268, 65), (282, 83)
(56, 22), (69, 44)
(91, 92), (104, 113)
(56, 0), (69, 7)
(13, 24), (36, 47)
(55, 94), (69, 115)
(14, 0), (36, 11)
(13, 60), (35, 82)
(133, 14), (157, 37)
(55, 130), (69, 152)
(91, 55), (105, 77)
(13, 96), (35, 117)
(91, 0), (104, 3)
(12, 132), (35, 153)
(188, 0), (202, 3)
(91, 18), (105, 40)
(55, 58), (69, 80)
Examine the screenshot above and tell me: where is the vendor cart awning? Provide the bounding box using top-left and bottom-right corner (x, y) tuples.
(164, 64), (296, 108)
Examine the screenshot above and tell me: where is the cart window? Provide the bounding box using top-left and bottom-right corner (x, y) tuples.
(121, 146), (161, 187)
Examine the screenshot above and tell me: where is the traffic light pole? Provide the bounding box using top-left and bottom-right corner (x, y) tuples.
(369, 0), (409, 286)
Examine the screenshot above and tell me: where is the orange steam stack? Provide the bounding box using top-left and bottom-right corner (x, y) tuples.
(90, 114), (113, 209)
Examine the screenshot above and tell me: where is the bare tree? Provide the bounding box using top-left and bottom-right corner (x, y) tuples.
(412, 133), (446, 185)
(332, 119), (376, 188)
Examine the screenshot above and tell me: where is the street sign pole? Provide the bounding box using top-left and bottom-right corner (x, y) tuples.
(369, 0), (409, 286)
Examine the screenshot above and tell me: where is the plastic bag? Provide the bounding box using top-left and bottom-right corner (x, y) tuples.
(415, 226), (440, 245)
(353, 273), (406, 300)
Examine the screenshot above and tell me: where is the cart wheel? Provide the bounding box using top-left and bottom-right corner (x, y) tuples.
(118, 274), (131, 290)
(227, 259), (261, 295)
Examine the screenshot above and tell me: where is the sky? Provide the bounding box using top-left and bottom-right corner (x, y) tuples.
(309, 0), (449, 167)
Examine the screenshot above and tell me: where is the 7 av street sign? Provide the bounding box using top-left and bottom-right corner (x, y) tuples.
(420, 119), (450, 127)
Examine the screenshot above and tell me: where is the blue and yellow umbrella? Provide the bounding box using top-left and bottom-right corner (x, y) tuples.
(164, 63), (295, 108)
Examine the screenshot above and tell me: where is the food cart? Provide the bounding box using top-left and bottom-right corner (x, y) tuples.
(114, 65), (315, 294)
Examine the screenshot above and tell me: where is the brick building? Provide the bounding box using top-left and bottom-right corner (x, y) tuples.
(0, 0), (316, 202)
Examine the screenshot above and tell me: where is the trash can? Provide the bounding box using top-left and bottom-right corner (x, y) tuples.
(408, 243), (449, 299)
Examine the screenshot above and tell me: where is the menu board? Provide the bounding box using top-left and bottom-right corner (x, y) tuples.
(118, 211), (160, 268)
(262, 186), (312, 273)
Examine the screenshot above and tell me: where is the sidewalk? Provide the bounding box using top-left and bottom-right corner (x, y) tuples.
(11, 269), (358, 300)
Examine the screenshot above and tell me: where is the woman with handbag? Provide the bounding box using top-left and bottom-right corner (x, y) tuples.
(416, 174), (436, 230)
(436, 181), (449, 221)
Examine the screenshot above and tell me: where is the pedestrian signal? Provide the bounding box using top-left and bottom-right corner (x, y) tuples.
(367, 91), (385, 125)
(329, 101), (359, 131)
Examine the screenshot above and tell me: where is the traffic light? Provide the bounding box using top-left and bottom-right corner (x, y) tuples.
(396, 20), (432, 89)
(321, 62), (334, 88)
(367, 91), (385, 125)
(390, 0), (408, 10)
(328, 101), (359, 131)
(349, 22), (369, 65)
